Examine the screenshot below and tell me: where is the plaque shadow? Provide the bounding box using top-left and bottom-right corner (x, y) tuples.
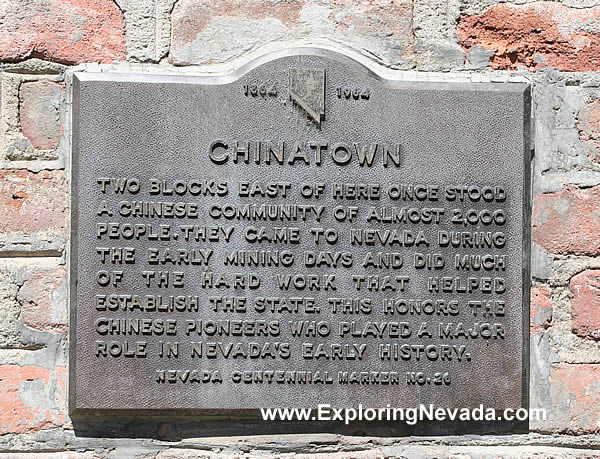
(70, 412), (528, 440)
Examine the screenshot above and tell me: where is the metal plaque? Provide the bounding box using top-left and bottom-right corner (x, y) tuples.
(70, 49), (530, 414)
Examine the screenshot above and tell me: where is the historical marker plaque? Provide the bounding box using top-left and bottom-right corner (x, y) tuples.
(70, 49), (530, 413)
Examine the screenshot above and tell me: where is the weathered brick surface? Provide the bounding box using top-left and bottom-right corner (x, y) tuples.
(550, 363), (600, 434)
(570, 270), (600, 341)
(0, 0), (126, 65)
(532, 186), (600, 256)
(17, 267), (67, 334)
(0, 171), (68, 255)
(170, 0), (414, 67)
(457, 3), (600, 71)
(0, 270), (26, 348)
(577, 100), (600, 164)
(531, 284), (552, 335)
(114, 0), (177, 63)
(0, 0), (599, 449)
(0, 365), (65, 435)
(19, 81), (65, 151)
(0, 264), (65, 350)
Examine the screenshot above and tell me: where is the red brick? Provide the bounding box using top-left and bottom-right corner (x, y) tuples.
(0, 0), (126, 65)
(170, 0), (414, 66)
(19, 81), (65, 151)
(532, 186), (600, 256)
(530, 284), (552, 335)
(0, 170), (67, 235)
(570, 270), (600, 340)
(550, 363), (600, 434)
(457, 3), (600, 72)
(174, 0), (302, 47)
(18, 267), (67, 334)
(0, 170), (68, 254)
(577, 101), (600, 163)
(0, 365), (65, 434)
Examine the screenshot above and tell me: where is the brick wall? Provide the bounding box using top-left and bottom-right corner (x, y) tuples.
(1, 0), (599, 456)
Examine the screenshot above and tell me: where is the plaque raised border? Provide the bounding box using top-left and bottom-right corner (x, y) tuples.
(69, 48), (531, 421)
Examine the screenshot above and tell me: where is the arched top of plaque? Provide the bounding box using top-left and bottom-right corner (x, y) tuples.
(74, 46), (529, 130)
(231, 47), (382, 81)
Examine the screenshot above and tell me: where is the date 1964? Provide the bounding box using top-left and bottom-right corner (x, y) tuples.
(243, 82), (278, 97)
